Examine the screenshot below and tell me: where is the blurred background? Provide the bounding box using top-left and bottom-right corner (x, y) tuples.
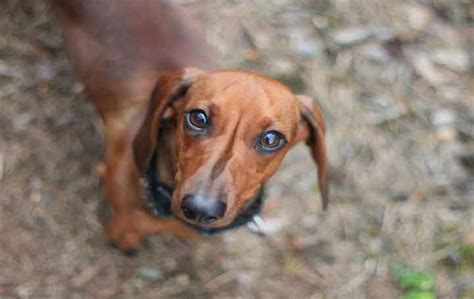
(0, 0), (473, 298)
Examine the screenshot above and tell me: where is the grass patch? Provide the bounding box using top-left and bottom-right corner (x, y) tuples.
(393, 263), (436, 299)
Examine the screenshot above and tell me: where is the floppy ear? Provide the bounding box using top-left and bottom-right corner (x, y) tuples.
(296, 95), (329, 210)
(133, 68), (204, 174)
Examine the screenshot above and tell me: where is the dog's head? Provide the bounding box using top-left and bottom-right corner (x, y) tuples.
(134, 68), (328, 228)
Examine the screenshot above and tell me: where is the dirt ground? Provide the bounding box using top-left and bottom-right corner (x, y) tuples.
(0, 0), (473, 298)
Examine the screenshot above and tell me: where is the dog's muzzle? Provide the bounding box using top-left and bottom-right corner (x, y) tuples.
(143, 151), (266, 234)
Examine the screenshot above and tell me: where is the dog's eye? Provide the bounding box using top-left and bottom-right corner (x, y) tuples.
(185, 109), (209, 134)
(256, 130), (286, 153)
(188, 110), (208, 128)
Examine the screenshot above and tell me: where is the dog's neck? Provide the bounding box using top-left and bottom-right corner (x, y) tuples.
(153, 120), (178, 186)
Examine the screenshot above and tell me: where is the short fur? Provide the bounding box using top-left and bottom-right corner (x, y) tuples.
(51, 0), (329, 252)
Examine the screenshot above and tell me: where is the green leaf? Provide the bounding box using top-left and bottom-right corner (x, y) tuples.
(401, 290), (436, 299)
(398, 271), (435, 291)
(392, 262), (435, 291)
(460, 245), (474, 259)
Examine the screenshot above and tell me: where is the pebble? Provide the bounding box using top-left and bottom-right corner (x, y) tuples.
(35, 63), (56, 81)
(402, 3), (433, 31)
(431, 109), (456, 127)
(175, 273), (190, 286)
(136, 267), (163, 282)
(293, 40), (320, 57)
(436, 127), (457, 142)
(433, 49), (470, 72)
(331, 26), (374, 47)
(12, 112), (34, 129)
(411, 53), (446, 85)
(361, 44), (391, 63)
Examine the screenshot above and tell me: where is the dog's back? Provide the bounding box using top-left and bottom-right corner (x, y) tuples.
(51, 0), (211, 108)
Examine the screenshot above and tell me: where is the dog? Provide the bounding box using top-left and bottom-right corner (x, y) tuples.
(50, 0), (329, 253)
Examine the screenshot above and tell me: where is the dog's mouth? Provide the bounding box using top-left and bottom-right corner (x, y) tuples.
(143, 152), (265, 234)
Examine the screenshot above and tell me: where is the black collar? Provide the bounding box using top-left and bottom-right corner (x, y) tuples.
(143, 151), (265, 234)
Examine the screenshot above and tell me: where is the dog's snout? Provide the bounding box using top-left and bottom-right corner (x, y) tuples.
(181, 194), (226, 224)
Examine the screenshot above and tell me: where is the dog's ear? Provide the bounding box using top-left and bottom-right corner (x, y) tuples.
(134, 68), (204, 174)
(295, 95), (329, 209)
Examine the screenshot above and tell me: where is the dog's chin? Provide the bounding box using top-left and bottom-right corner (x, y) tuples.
(174, 212), (236, 229)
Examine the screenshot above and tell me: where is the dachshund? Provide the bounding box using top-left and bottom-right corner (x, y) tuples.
(50, 0), (329, 253)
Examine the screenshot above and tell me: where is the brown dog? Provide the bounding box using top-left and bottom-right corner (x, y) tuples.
(51, 0), (328, 252)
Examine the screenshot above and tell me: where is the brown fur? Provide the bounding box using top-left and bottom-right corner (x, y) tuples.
(51, 0), (328, 252)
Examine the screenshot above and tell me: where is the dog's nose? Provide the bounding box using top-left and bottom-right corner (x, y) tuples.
(181, 194), (226, 224)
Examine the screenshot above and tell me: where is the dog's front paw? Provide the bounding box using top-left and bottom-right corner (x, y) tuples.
(105, 214), (147, 254)
(104, 210), (202, 254)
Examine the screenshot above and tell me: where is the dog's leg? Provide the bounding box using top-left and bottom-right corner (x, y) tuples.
(49, 0), (208, 252)
(98, 98), (198, 252)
